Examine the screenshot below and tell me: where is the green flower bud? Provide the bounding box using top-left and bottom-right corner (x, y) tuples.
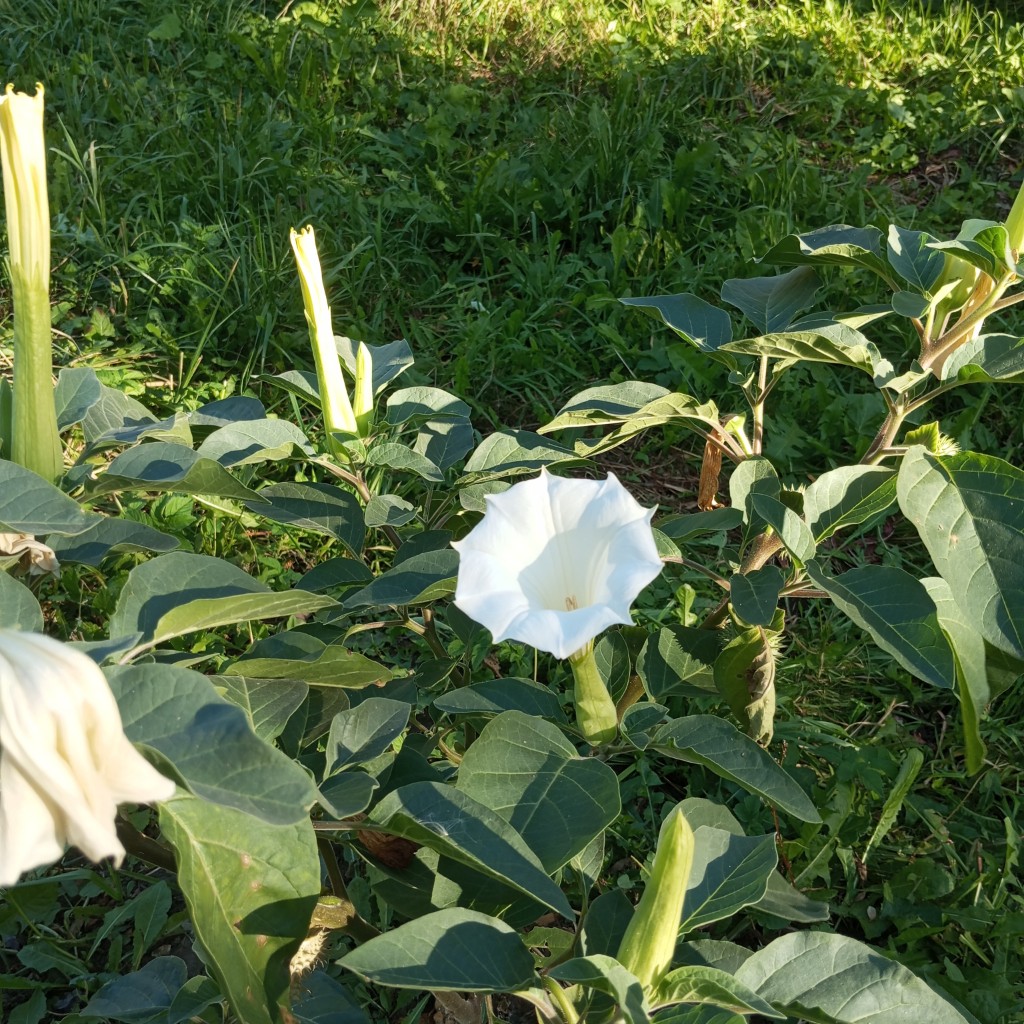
(616, 804), (696, 991)
(354, 340), (374, 436)
(568, 643), (618, 746)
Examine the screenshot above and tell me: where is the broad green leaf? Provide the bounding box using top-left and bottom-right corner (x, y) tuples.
(637, 626), (720, 700)
(54, 367), (101, 430)
(80, 385), (162, 445)
(805, 561), (955, 689)
(343, 550), (459, 609)
(213, 675), (309, 742)
(721, 323), (883, 380)
(543, 391), (722, 460)
(326, 698), (411, 774)
(657, 507), (744, 541)
(678, 826), (777, 933)
(941, 333), (1024, 384)
(461, 430), (583, 481)
(108, 664), (317, 823)
(803, 467), (897, 542)
(337, 337), (414, 396)
(244, 482), (365, 557)
(676, 799), (827, 924)
(257, 369), (320, 405)
(195, 419), (313, 466)
(318, 772), (378, 819)
(289, 969), (371, 1024)
(108, 551), (335, 649)
(0, 459), (97, 535)
(167, 975), (224, 1024)
(87, 442), (261, 501)
(619, 293), (734, 352)
(549, 956), (648, 1024)
(385, 385), (470, 424)
(729, 566), (784, 627)
(187, 395), (266, 432)
(650, 716), (820, 822)
(578, 890), (635, 958)
(81, 956), (185, 1022)
(652, 1006), (744, 1024)
(540, 382), (672, 432)
(365, 443), (443, 482)
(415, 418), (475, 471)
(734, 931), (981, 1023)
(756, 224), (893, 282)
(228, 630), (391, 689)
(432, 677), (567, 722)
(0, 572), (43, 631)
(720, 267), (819, 334)
(364, 494), (418, 528)
(340, 909), (535, 992)
(653, 966), (782, 1018)
(887, 225), (945, 293)
(368, 781), (572, 917)
(749, 494), (815, 564)
(160, 793), (320, 1024)
(298, 557), (373, 593)
(898, 447), (1024, 660)
(456, 711), (621, 873)
(47, 518), (180, 566)
(728, 457), (779, 517)
(921, 577), (988, 773)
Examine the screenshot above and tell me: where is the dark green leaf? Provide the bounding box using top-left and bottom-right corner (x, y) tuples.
(651, 717), (820, 822)
(47, 518), (180, 566)
(0, 573), (43, 631)
(432, 677), (567, 722)
(195, 419), (313, 466)
(109, 663), (317, 823)
(803, 466), (897, 542)
(244, 482), (365, 557)
(365, 443), (443, 482)
(756, 224), (892, 281)
(456, 711), (621, 873)
(550, 956), (648, 1024)
(637, 626), (720, 700)
(720, 267), (819, 334)
(619, 293), (733, 352)
(749, 494), (815, 564)
(290, 969), (371, 1024)
(213, 675), (309, 743)
(55, 367), (101, 430)
(653, 966), (782, 1018)
(318, 772), (378, 819)
(160, 793), (320, 1024)
(734, 932), (981, 1023)
(340, 909), (535, 992)
(461, 430), (584, 481)
(0, 459), (97, 535)
(887, 225), (945, 293)
(369, 782), (572, 916)
(343, 550), (459, 609)
(228, 630), (391, 689)
(729, 566), (784, 627)
(657, 507), (743, 541)
(805, 561), (955, 689)
(386, 386), (470, 424)
(87, 442), (261, 502)
(364, 494), (418, 528)
(326, 698), (411, 774)
(941, 333), (1024, 384)
(81, 956), (185, 1023)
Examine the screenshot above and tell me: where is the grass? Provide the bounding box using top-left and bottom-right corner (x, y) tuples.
(3, 0), (1024, 1020)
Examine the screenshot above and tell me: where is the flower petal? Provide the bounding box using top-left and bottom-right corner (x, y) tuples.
(452, 470), (663, 658)
(0, 751), (64, 886)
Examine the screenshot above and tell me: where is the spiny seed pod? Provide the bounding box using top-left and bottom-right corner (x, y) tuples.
(616, 805), (696, 992)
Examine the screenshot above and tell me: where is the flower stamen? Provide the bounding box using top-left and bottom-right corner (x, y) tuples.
(565, 595), (579, 611)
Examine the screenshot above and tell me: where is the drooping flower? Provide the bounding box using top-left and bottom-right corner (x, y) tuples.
(0, 631), (176, 886)
(452, 470), (663, 660)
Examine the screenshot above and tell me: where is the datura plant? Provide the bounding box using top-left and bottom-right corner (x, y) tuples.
(0, 85), (1013, 1024)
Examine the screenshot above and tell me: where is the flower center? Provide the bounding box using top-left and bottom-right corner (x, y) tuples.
(565, 595), (578, 611)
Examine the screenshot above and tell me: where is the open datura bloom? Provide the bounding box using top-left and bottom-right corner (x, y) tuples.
(0, 631), (176, 886)
(452, 470), (663, 661)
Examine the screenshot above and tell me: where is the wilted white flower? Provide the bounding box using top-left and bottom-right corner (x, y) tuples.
(452, 470), (663, 660)
(0, 631), (176, 886)
(0, 532), (59, 575)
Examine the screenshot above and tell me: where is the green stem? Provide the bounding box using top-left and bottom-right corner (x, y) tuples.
(542, 976), (580, 1024)
(921, 271), (1015, 372)
(568, 645), (618, 745)
(751, 355), (769, 455)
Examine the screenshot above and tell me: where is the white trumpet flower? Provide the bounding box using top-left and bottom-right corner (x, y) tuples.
(452, 470), (663, 660)
(0, 631), (176, 886)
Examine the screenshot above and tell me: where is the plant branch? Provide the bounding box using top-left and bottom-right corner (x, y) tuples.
(115, 814), (177, 873)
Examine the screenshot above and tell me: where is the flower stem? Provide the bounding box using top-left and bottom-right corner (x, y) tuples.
(568, 645), (618, 746)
